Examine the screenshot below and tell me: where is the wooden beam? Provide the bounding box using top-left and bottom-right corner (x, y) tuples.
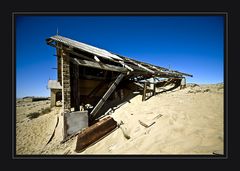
(171, 70), (193, 77)
(142, 82), (147, 101)
(123, 62), (146, 72)
(71, 58), (128, 73)
(65, 48), (96, 62)
(75, 116), (117, 152)
(119, 61), (134, 72)
(65, 47), (135, 73)
(90, 73), (125, 119)
(125, 58), (155, 74)
(153, 83), (156, 96)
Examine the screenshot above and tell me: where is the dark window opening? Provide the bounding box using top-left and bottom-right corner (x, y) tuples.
(56, 91), (62, 102)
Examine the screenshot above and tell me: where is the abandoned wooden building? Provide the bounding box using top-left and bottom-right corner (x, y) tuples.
(46, 35), (192, 146)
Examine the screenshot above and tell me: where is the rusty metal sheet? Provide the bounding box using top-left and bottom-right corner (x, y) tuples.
(75, 116), (117, 152)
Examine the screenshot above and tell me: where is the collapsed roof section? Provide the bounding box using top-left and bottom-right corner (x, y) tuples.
(46, 35), (192, 80)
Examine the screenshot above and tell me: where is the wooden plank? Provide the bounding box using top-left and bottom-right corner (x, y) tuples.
(117, 121), (131, 140)
(133, 82), (144, 89)
(122, 62), (146, 73)
(125, 58), (155, 74)
(153, 83), (156, 96)
(67, 48), (134, 73)
(139, 120), (156, 128)
(67, 49), (96, 62)
(123, 56), (169, 72)
(119, 61), (134, 72)
(171, 70), (193, 77)
(75, 116), (117, 152)
(72, 58), (128, 73)
(90, 73), (125, 119)
(142, 82), (147, 101)
(46, 116), (59, 145)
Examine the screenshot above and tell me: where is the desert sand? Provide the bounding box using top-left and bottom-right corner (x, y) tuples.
(16, 83), (224, 155)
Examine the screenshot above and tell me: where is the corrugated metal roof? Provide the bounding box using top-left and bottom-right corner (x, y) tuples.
(47, 35), (192, 78)
(50, 35), (123, 61)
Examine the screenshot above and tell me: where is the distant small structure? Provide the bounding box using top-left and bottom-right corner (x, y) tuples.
(47, 80), (62, 107)
(180, 77), (186, 89)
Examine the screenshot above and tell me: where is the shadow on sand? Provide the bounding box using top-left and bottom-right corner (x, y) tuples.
(91, 80), (181, 123)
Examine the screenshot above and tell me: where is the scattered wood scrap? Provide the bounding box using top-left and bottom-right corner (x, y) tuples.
(117, 120), (130, 139)
(64, 150), (71, 155)
(152, 114), (163, 120)
(138, 120), (156, 128)
(46, 116), (59, 145)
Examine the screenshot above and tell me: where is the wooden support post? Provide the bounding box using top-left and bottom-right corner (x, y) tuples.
(153, 84), (156, 96)
(73, 64), (80, 111)
(57, 57), (62, 84)
(142, 82), (147, 101)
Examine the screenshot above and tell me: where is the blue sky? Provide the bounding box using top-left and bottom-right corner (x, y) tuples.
(16, 15), (224, 98)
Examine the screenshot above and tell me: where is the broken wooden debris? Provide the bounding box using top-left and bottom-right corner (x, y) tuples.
(90, 73), (125, 119)
(64, 150), (71, 155)
(117, 120), (131, 140)
(138, 120), (156, 128)
(46, 116), (59, 145)
(152, 114), (163, 120)
(75, 116), (117, 152)
(142, 82), (147, 101)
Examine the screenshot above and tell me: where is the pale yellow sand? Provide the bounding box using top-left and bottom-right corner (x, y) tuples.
(16, 83), (224, 155)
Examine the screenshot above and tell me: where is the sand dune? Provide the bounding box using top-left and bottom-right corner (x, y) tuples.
(16, 83), (224, 155)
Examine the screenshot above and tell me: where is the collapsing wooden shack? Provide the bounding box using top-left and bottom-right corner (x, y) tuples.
(46, 35), (192, 150)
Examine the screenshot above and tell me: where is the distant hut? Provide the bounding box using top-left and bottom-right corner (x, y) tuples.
(47, 80), (62, 107)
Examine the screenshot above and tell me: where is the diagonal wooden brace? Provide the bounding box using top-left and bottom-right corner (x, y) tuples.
(90, 73), (125, 119)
